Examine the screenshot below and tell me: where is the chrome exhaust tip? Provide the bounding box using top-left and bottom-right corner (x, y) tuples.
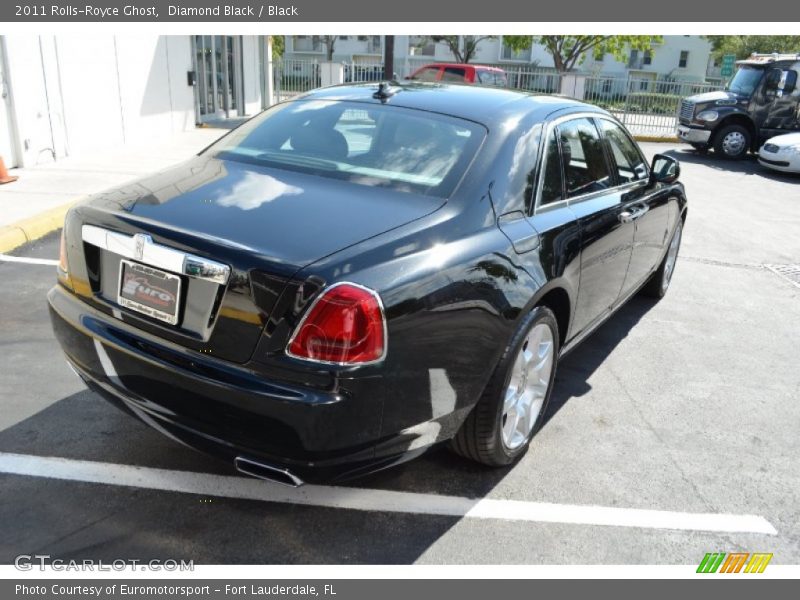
(234, 456), (304, 487)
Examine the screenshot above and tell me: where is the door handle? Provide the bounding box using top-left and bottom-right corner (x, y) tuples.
(619, 205), (649, 224)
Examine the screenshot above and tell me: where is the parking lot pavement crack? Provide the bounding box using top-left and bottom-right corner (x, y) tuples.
(681, 256), (765, 271)
(29, 506), (128, 556)
(606, 366), (719, 516)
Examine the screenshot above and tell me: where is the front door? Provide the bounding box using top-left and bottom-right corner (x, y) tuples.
(596, 118), (669, 294)
(193, 35), (242, 123)
(0, 38), (17, 167)
(763, 66), (800, 132)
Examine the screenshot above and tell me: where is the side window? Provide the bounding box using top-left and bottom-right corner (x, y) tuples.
(557, 118), (613, 198)
(414, 67), (441, 82)
(539, 130), (564, 207)
(597, 119), (648, 183)
(441, 67), (467, 82)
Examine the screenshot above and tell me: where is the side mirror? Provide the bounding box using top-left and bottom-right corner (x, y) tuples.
(649, 154), (680, 185)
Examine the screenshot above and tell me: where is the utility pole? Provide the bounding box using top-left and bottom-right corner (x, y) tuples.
(384, 36), (395, 80)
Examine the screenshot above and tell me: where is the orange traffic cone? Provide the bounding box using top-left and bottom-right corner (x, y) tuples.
(0, 155), (18, 184)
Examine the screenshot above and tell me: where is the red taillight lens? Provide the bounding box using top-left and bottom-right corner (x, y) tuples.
(287, 283), (386, 365)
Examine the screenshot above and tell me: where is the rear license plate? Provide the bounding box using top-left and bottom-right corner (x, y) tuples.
(118, 259), (182, 325)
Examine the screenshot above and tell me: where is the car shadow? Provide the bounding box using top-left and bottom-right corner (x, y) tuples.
(665, 147), (800, 182)
(0, 295), (659, 564)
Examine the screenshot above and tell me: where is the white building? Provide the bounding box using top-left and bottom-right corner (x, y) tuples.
(0, 35), (273, 169)
(284, 35), (712, 83)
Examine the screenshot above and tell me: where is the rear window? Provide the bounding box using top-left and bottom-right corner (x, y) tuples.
(207, 100), (485, 198)
(411, 67), (441, 82)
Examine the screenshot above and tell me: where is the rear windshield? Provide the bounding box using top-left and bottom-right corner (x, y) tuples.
(207, 100), (485, 198)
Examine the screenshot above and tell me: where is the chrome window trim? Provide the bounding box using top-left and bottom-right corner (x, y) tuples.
(81, 224), (231, 285)
(532, 112), (651, 215)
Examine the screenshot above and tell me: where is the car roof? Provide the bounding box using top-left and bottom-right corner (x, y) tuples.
(292, 82), (605, 129)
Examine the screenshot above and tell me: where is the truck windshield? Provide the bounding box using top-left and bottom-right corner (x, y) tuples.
(727, 66), (764, 97)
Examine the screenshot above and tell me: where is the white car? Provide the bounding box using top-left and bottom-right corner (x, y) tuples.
(758, 132), (800, 174)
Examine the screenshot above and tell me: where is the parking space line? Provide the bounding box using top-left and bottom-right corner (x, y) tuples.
(0, 452), (778, 535)
(0, 253), (58, 266)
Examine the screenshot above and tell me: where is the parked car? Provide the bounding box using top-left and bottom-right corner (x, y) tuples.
(408, 63), (508, 87)
(50, 82), (686, 485)
(676, 53), (800, 159)
(758, 132), (800, 173)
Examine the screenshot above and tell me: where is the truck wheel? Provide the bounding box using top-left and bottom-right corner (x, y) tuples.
(713, 124), (751, 160)
(690, 143), (708, 153)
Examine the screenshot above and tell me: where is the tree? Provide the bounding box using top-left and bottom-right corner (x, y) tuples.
(269, 35), (284, 58)
(428, 35), (496, 63)
(321, 35), (338, 61)
(706, 35), (800, 60)
(503, 35), (663, 72)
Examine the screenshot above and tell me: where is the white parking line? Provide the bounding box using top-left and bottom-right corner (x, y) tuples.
(0, 253), (58, 266)
(0, 452), (777, 535)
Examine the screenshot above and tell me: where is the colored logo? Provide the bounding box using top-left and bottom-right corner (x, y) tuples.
(697, 552), (773, 573)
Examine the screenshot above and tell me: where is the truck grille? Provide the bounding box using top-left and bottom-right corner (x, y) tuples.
(679, 99), (694, 124)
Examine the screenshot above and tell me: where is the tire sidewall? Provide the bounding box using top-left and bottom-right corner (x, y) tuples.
(491, 306), (560, 462)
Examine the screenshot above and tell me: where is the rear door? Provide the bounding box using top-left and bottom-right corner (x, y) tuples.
(538, 115), (635, 338)
(596, 117), (670, 295)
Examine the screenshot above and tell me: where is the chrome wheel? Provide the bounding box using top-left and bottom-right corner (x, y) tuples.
(721, 131), (746, 156)
(501, 323), (554, 450)
(662, 222), (682, 292)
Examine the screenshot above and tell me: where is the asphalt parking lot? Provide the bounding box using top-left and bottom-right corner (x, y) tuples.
(0, 144), (798, 565)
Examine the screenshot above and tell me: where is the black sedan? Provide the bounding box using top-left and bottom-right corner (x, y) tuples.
(49, 82), (686, 485)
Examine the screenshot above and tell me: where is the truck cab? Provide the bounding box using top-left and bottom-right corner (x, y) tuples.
(676, 53), (800, 159)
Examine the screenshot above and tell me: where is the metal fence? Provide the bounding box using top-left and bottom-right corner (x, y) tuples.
(272, 57), (726, 137)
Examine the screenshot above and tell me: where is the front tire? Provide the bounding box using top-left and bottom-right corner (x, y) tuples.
(713, 124), (751, 160)
(642, 220), (683, 299)
(450, 306), (559, 467)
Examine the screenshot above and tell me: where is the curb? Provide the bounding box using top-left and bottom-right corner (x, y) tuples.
(0, 200), (77, 254)
(634, 135), (679, 143)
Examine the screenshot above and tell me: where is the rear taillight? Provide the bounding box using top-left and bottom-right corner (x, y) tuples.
(287, 283), (386, 365)
(58, 229), (68, 273)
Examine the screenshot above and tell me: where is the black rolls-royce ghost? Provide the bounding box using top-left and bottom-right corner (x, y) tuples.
(49, 82), (687, 485)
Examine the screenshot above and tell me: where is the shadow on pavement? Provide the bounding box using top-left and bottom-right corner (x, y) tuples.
(664, 147), (800, 183)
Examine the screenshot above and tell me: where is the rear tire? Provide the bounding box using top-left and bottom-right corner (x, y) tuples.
(713, 124), (751, 160)
(450, 306), (559, 467)
(642, 220), (683, 299)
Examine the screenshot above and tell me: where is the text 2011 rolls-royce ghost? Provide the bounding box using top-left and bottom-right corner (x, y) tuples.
(49, 82), (687, 485)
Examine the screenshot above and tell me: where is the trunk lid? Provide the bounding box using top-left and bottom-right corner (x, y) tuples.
(74, 156), (444, 363)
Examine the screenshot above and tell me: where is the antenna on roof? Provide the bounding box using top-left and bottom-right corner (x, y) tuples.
(373, 82), (400, 101)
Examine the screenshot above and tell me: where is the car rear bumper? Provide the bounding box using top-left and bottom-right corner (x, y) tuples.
(676, 125), (712, 144)
(47, 284), (432, 483)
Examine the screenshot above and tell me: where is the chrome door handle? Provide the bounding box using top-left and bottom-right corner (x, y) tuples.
(620, 205), (649, 224)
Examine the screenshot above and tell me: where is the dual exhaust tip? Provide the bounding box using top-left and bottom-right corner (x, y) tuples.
(234, 456), (304, 487)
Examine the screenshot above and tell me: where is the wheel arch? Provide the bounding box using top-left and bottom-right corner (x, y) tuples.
(526, 283), (572, 349)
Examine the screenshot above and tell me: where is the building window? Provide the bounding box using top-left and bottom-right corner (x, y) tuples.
(357, 35), (368, 42)
(410, 35), (436, 57)
(643, 50), (652, 65)
(339, 36), (349, 41)
(293, 36), (322, 53)
(679, 51), (689, 68)
(500, 37), (532, 62)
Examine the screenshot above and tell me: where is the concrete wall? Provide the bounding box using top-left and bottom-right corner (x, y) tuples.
(3, 34), (197, 167)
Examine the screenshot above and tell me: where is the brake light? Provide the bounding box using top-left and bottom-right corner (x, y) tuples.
(287, 283), (386, 365)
